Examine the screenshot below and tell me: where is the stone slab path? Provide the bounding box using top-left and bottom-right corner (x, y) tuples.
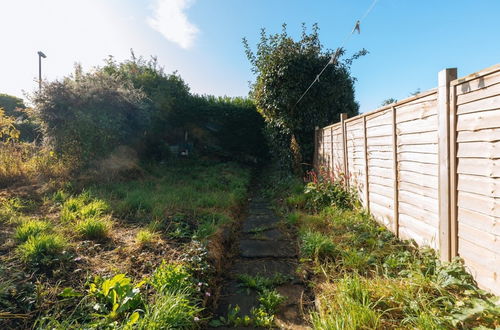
(213, 194), (310, 329)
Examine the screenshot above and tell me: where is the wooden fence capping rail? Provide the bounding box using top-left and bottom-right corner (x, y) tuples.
(340, 113), (348, 186)
(437, 68), (458, 262)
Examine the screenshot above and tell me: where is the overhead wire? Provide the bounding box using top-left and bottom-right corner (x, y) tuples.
(295, 0), (379, 106)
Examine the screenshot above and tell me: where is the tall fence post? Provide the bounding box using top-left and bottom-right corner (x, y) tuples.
(437, 68), (457, 262)
(314, 126), (319, 171)
(391, 106), (399, 237)
(363, 115), (370, 212)
(340, 113), (348, 185)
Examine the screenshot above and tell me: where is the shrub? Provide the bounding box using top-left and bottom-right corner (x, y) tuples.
(14, 219), (50, 242)
(76, 217), (111, 240)
(33, 64), (148, 164)
(17, 233), (66, 265)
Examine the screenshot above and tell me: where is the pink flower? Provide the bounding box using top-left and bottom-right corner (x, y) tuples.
(205, 292), (211, 297)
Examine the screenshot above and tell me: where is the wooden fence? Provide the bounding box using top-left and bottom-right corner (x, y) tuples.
(314, 63), (500, 295)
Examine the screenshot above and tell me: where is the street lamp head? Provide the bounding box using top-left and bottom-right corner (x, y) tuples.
(38, 51), (46, 58)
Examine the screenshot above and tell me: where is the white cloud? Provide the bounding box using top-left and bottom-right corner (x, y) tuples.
(148, 0), (199, 49)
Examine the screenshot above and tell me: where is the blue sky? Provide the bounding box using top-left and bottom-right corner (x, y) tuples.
(1, 0), (499, 112)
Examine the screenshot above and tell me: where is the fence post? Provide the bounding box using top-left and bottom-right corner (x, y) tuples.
(340, 113), (348, 185)
(391, 106), (399, 237)
(437, 68), (457, 262)
(363, 115), (370, 212)
(313, 126), (319, 171)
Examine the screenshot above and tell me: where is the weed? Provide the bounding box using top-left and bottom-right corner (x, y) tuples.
(237, 274), (289, 294)
(137, 290), (203, 329)
(88, 274), (145, 321)
(76, 217), (111, 240)
(150, 261), (195, 295)
(135, 229), (158, 247)
(17, 233), (66, 266)
(258, 289), (285, 314)
(14, 219), (50, 242)
(300, 230), (337, 261)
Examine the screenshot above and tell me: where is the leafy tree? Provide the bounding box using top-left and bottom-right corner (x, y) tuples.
(243, 23), (366, 172)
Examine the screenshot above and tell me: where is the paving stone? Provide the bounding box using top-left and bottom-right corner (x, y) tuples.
(243, 228), (285, 241)
(277, 283), (305, 306)
(239, 239), (297, 258)
(230, 258), (298, 279)
(215, 280), (257, 317)
(242, 216), (280, 233)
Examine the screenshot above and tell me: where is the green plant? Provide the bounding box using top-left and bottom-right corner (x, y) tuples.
(258, 289), (285, 314)
(237, 274), (289, 294)
(17, 233), (66, 266)
(300, 230), (337, 261)
(137, 291), (203, 329)
(88, 274), (145, 321)
(76, 217), (111, 240)
(303, 170), (356, 211)
(150, 261), (195, 295)
(14, 219), (50, 242)
(136, 229), (158, 247)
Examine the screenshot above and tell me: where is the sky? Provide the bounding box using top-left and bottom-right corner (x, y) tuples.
(1, 0), (499, 113)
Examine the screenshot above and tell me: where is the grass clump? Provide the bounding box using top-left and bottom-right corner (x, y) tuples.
(14, 219), (50, 242)
(76, 217), (111, 240)
(137, 290), (203, 329)
(136, 228), (159, 247)
(300, 229), (337, 261)
(17, 233), (66, 265)
(60, 192), (108, 223)
(151, 261), (195, 295)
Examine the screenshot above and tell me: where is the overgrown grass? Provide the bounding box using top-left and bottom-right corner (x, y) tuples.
(16, 233), (67, 266)
(14, 219), (50, 242)
(272, 171), (500, 329)
(75, 217), (111, 240)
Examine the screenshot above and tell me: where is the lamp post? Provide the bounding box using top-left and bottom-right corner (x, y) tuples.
(37, 51), (46, 91)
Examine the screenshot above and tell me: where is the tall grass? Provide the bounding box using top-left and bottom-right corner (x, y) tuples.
(274, 172), (500, 329)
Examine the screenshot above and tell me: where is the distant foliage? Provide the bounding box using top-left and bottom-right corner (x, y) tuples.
(243, 23), (365, 172)
(0, 93), (39, 141)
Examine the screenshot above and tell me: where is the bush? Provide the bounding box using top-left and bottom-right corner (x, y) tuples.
(14, 219), (50, 242)
(33, 64), (148, 164)
(17, 233), (66, 265)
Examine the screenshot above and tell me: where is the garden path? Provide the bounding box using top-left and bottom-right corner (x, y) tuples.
(212, 189), (310, 329)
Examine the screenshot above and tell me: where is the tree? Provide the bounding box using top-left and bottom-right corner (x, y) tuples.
(243, 23), (366, 172)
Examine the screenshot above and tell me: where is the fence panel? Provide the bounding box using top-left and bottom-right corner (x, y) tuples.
(314, 63), (500, 295)
(453, 66), (500, 294)
(395, 92), (440, 249)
